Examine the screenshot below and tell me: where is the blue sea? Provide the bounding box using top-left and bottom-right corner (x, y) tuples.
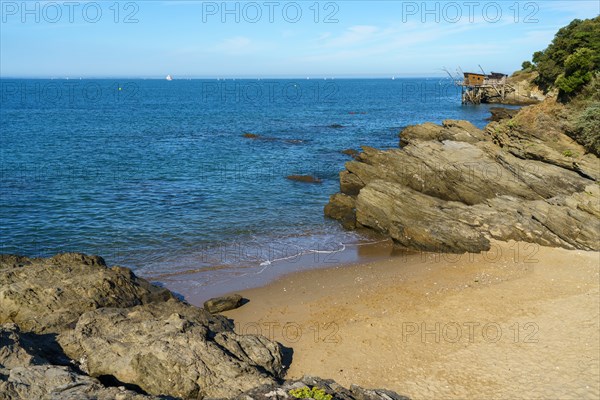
(0, 78), (506, 300)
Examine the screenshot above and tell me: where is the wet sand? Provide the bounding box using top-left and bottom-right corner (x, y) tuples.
(222, 240), (600, 399)
(164, 234), (401, 304)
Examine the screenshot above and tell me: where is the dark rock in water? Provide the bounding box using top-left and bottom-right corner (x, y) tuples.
(329, 124), (344, 129)
(487, 107), (519, 122)
(243, 132), (259, 139)
(236, 375), (411, 400)
(287, 175), (322, 184)
(0, 254), (285, 399)
(204, 293), (244, 313)
(0, 323), (157, 399)
(326, 109), (600, 253)
(341, 149), (360, 159)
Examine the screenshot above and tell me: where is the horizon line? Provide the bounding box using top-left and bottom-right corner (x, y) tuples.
(0, 74), (455, 80)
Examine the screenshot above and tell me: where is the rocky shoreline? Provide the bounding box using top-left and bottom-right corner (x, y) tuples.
(325, 97), (599, 253)
(0, 253), (409, 399)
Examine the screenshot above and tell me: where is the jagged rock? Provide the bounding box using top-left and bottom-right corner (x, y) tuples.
(236, 375), (411, 400)
(324, 193), (357, 229)
(481, 71), (546, 105)
(399, 119), (486, 147)
(0, 254), (286, 399)
(0, 253), (173, 334)
(486, 99), (599, 180)
(356, 180), (599, 253)
(58, 302), (283, 399)
(0, 323), (156, 400)
(326, 111), (600, 253)
(487, 107), (520, 121)
(204, 294), (244, 313)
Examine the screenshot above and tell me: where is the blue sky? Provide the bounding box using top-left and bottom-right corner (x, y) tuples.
(1, 1), (599, 78)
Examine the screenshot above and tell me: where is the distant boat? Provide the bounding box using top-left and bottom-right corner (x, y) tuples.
(165, 75), (173, 81)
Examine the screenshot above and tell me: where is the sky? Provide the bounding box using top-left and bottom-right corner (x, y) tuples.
(1, 0), (599, 78)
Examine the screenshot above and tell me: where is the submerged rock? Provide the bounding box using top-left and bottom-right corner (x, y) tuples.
(341, 149), (360, 159)
(287, 175), (323, 184)
(204, 293), (244, 313)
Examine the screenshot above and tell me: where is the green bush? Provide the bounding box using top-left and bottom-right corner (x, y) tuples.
(289, 387), (333, 400)
(573, 101), (600, 156)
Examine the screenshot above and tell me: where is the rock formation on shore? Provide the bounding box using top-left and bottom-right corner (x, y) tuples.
(481, 71), (548, 105)
(325, 98), (600, 253)
(0, 254), (410, 399)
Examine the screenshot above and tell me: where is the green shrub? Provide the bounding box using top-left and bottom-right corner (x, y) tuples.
(573, 101), (600, 156)
(506, 119), (519, 129)
(289, 387), (333, 400)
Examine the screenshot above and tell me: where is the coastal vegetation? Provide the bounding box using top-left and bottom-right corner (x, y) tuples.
(519, 16), (600, 155)
(524, 16), (600, 96)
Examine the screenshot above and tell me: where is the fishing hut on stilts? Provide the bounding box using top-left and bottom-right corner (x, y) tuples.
(444, 66), (512, 104)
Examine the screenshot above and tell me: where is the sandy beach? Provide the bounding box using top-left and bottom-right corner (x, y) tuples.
(223, 240), (600, 399)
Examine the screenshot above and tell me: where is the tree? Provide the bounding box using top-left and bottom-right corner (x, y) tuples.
(521, 61), (534, 71)
(532, 16), (600, 92)
(555, 48), (595, 95)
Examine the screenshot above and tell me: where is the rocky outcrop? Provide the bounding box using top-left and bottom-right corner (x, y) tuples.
(0, 253), (173, 334)
(0, 254), (411, 399)
(59, 303), (282, 399)
(325, 102), (600, 253)
(0, 323), (156, 400)
(487, 107), (519, 122)
(0, 254), (284, 399)
(482, 71), (547, 105)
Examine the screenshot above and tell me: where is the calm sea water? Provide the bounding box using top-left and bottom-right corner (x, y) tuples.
(1, 78), (505, 296)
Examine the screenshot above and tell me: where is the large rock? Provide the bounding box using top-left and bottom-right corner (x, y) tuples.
(356, 180), (599, 253)
(0, 254), (285, 399)
(326, 107), (600, 253)
(0, 253), (172, 334)
(487, 107), (520, 122)
(0, 323), (156, 400)
(399, 119), (486, 147)
(58, 302), (282, 399)
(486, 98), (599, 180)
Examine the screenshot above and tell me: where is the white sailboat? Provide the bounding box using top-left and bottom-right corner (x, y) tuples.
(165, 74), (173, 81)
